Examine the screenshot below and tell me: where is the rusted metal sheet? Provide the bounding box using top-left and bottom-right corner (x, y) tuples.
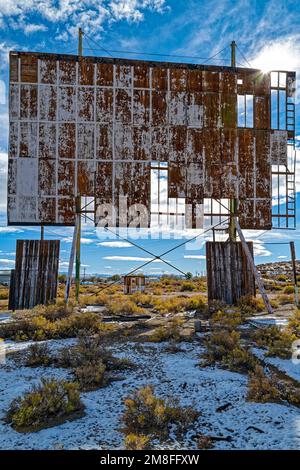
(206, 241), (256, 304)
(7, 51), (295, 229)
(270, 130), (287, 165)
(168, 162), (186, 198)
(8, 240), (60, 310)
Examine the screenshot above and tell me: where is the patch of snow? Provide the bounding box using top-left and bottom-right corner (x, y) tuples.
(253, 347), (300, 383)
(0, 312), (12, 323)
(0, 339), (300, 449)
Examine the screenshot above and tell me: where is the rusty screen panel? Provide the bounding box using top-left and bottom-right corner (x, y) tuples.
(7, 51), (295, 230)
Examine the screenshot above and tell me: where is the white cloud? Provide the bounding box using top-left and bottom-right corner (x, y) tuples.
(23, 23), (48, 34)
(0, 226), (22, 233)
(253, 242), (272, 258)
(0, 1), (168, 38)
(103, 255), (162, 262)
(0, 80), (5, 105)
(97, 241), (132, 248)
(251, 34), (300, 103)
(277, 255), (288, 259)
(0, 258), (15, 265)
(62, 236), (94, 245)
(184, 255), (206, 259)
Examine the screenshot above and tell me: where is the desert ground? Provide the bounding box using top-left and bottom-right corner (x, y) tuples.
(0, 270), (300, 450)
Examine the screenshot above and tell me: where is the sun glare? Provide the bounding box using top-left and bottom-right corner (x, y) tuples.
(252, 40), (298, 73)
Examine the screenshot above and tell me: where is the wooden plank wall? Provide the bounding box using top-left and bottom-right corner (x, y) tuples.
(8, 240), (60, 310)
(206, 241), (256, 304)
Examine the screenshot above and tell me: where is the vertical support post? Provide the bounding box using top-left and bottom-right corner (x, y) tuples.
(234, 217), (273, 315)
(229, 40), (237, 241)
(231, 40), (236, 67)
(74, 28), (83, 303)
(41, 226), (44, 241)
(290, 241), (299, 307)
(75, 196), (81, 302)
(65, 220), (79, 304)
(78, 28), (83, 56)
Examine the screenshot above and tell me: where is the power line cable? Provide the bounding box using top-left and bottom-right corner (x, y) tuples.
(236, 45), (253, 68)
(82, 35), (229, 64)
(83, 47), (228, 62)
(83, 32), (114, 58)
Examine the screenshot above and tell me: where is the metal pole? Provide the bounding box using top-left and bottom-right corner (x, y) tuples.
(229, 40), (237, 241)
(75, 196), (81, 302)
(290, 241), (299, 307)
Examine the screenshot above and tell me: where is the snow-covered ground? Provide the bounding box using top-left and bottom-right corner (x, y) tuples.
(1, 339), (300, 450)
(253, 347), (300, 383)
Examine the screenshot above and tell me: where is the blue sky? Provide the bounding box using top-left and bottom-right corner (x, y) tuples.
(0, 0), (300, 276)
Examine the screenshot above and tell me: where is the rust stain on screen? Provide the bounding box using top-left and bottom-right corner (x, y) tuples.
(7, 51), (295, 229)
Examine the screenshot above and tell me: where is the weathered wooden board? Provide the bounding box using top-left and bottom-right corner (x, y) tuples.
(7, 51), (294, 229)
(8, 240), (60, 310)
(206, 241), (256, 304)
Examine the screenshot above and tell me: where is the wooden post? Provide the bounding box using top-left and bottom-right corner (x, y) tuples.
(41, 226), (44, 241)
(78, 28), (83, 56)
(231, 40), (236, 68)
(290, 241), (299, 307)
(229, 40), (237, 241)
(75, 196), (81, 302)
(234, 217), (273, 315)
(65, 219), (79, 304)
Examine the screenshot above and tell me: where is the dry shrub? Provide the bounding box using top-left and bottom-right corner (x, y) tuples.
(197, 435), (214, 449)
(276, 274), (288, 282)
(79, 293), (109, 307)
(283, 285), (294, 295)
(247, 365), (281, 403)
(24, 343), (52, 367)
(252, 325), (295, 359)
(277, 294), (294, 305)
(74, 361), (106, 391)
(238, 296), (265, 315)
(147, 318), (185, 343)
(203, 330), (257, 372)
(185, 295), (207, 314)
(131, 292), (154, 308)
(0, 288), (8, 300)
(208, 299), (226, 314)
(152, 297), (187, 315)
(210, 310), (242, 330)
(282, 384), (300, 407)
(287, 309), (300, 336)
(122, 385), (199, 439)
(57, 334), (108, 368)
(62, 335), (108, 391)
(22, 300), (76, 321)
(105, 299), (146, 316)
(6, 378), (83, 431)
(152, 287), (163, 295)
(57, 334), (135, 389)
(180, 281), (196, 292)
(124, 433), (150, 450)
(0, 312), (112, 342)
